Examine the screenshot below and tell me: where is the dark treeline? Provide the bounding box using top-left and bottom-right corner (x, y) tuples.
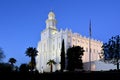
(0, 35), (120, 80)
(0, 70), (120, 80)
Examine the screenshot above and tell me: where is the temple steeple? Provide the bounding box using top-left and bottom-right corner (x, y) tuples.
(46, 11), (57, 29)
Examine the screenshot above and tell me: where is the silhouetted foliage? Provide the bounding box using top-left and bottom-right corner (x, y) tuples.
(100, 35), (120, 70)
(14, 65), (19, 72)
(60, 39), (65, 72)
(8, 58), (17, 71)
(67, 46), (84, 71)
(19, 63), (29, 73)
(0, 48), (5, 62)
(0, 63), (12, 72)
(47, 59), (56, 72)
(25, 47), (38, 72)
(9, 58), (16, 66)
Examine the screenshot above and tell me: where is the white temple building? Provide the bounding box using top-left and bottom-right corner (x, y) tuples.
(36, 11), (115, 73)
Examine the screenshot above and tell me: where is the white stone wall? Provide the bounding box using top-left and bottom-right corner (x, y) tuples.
(36, 11), (103, 73)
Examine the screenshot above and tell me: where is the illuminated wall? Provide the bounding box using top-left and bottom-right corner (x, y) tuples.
(36, 11), (103, 72)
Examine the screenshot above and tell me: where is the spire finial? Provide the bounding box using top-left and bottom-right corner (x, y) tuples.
(50, 9), (53, 13)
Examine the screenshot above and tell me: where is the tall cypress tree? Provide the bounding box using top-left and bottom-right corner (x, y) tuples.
(61, 39), (65, 72)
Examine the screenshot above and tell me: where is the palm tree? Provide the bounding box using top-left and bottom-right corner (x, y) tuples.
(25, 47), (38, 72)
(9, 58), (17, 71)
(47, 59), (56, 72)
(9, 58), (16, 66)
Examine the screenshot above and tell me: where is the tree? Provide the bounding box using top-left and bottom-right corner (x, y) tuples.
(9, 58), (16, 66)
(67, 46), (84, 71)
(19, 63), (29, 73)
(47, 59), (56, 72)
(8, 58), (17, 71)
(0, 48), (5, 62)
(60, 39), (65, 72)
(25, 47), (38, 72)
(0, 63), (12, 72)
(100, 35), (120, 70)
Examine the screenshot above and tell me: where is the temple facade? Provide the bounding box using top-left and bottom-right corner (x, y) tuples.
(36, 11), (103, 73)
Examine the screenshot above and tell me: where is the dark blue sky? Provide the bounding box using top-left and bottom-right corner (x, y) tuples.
(0, 0), (120, 66)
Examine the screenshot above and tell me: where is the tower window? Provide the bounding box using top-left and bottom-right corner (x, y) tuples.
(93, 49), (95, 53)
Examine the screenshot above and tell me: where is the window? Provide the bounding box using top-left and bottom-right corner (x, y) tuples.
(86, 47), (88, 52)
(93, 49), (95, 53)
(68, 38), (70, 42)
(90, 48), (92, 52)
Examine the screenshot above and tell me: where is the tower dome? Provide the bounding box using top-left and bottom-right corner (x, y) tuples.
(46, 11), (57, 29)
(48, 11), (55, 19)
